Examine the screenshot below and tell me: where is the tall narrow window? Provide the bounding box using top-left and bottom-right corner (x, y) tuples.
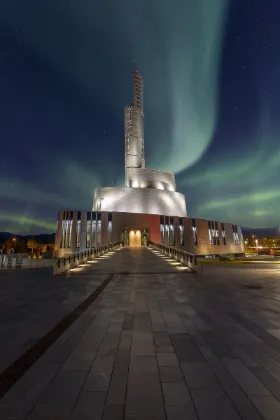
(192, 219), (197, 246)
(211, 222), (216, 245)
(160, 216), (165, 245)
(91, 214), (96, 248)
(76, 212), (81, 248)
(179, 218), (184, 246)
(221, 223), (226, 245)
(61, 211), (73, 248)
(86, 212), (91, 248)
(208, 221), (214, 245)
(170, 217), (175, 246)
(233, 225), (239, 245)
(215, 222), (220, 245)
(61, 220), (67, 248)
(165, 216), (169, 245)
(108, 212), (112, 243)
(97, 212), (102, 246)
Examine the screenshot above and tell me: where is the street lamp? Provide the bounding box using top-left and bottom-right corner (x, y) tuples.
(12, 237), (17, 253)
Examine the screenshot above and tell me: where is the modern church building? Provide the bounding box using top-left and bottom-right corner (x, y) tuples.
(55, 70), (244, 257)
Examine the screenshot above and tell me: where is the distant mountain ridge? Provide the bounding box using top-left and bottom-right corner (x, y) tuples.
(0, 232), (55, 244)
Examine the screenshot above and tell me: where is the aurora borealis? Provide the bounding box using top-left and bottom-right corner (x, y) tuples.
(0, 0), (279, 233)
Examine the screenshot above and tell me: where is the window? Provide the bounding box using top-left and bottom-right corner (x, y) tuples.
(233, 225), (239, 245)
(179, 218), (184, 246)
(91, 220), (96, 247)
(165, 224), (169, 245)
(208, 221), (213, 245)
(169, 217), (175, 245)
(108, 212), (112, 243)
(61, 219), (72, 248)
(221, 223), (226, 245)
(108, 221), (112, 242)
(215, 222), (220, 245)
(86, 222), (91, 248)
(160, 223), (165, 245)
(97, 212), (102, 246)
(76, 220), (81, 248)
(192, 219), (197, 246)
(61, 220), (67, 248)
(208, 221), (219, 245)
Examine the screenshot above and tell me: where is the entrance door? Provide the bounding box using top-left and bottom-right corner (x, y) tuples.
(129, 230), (141, 246)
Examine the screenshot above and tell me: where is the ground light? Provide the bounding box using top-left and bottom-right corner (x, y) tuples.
(152, 248), (191, 271)
(176, 266), (190, 271)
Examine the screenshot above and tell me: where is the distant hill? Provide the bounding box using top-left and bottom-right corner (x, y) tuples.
(0, 232), (55, 244)
(241, 227), (279, 238)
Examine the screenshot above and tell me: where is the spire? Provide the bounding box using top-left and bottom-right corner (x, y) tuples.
(133, 69), (143, 112)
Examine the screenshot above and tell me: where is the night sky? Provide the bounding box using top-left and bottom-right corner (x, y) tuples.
(0, 0), (279, 234)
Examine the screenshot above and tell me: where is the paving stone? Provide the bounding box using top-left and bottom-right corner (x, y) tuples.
(123, 314), (134, 330)
(157, 353), (179, 367)
(83, 373), (111, 392)
(170, 334), (204, 362)
(191, 386), (242, 420)
(106, 366), (128, 406)
(159, 366), (185, 383)
(154, 332), (174, 353)
(222, 358), (271, 395)
(70, 391), (106, 420)
(193, 339), (264, 420)
(165, 406), (199, 420)
(3, 248), (280, 420)
(162, 383), (193, 406)
(250, 366), (280, 401)
(102, 405), (124, 420)
(181, 362), (220, 389)
(249, 395), (280, 420)
(35, 371), (87, 408)
(62, 350), (96, 371)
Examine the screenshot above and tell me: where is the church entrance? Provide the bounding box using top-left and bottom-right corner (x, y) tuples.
(122, 229), (149, 246)
(129, 230), (141, 246)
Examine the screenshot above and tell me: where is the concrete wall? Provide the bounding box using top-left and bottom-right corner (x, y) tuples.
(110, 212), (161, 244)
(174, 218), (245, 256)
(93, 187), (187, 217)
(55, 211), (244, 257)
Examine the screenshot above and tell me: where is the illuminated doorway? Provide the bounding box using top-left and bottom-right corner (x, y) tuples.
(129, 230), (141, 246)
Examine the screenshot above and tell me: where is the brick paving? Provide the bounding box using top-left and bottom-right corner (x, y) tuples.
(1, 248), (280, 419)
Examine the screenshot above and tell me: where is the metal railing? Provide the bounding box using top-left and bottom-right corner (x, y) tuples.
(149, 241), (199, 269)
(54, 242), (122, 274)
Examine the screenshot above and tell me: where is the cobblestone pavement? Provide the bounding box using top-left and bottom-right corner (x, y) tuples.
(1, 247), (280, 419)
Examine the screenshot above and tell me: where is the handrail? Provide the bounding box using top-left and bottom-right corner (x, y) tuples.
(55, 242), (121, 270)
(149, 241), (198, 267)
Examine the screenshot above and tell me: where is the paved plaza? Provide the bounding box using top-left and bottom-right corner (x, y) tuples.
(1, 248), (280, 419)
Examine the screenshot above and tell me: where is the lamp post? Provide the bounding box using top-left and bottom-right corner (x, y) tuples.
(12, 237), (17, 253)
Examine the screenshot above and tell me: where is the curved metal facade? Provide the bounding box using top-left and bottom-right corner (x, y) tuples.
(126, 168), (176, 191)
(93, 187), (187, 217)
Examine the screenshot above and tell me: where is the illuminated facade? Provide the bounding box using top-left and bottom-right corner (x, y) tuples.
(55, 70), (244, 257)
(92, 70), (187, 218)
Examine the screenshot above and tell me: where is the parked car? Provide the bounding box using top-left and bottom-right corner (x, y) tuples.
(219, 254), (235, 261)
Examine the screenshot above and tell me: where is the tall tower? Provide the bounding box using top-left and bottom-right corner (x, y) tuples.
(125, 70), (145, 187)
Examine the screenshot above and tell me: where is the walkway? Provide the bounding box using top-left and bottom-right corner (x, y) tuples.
(67, 246), (189, 275)
(1, 248), (280, 419)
